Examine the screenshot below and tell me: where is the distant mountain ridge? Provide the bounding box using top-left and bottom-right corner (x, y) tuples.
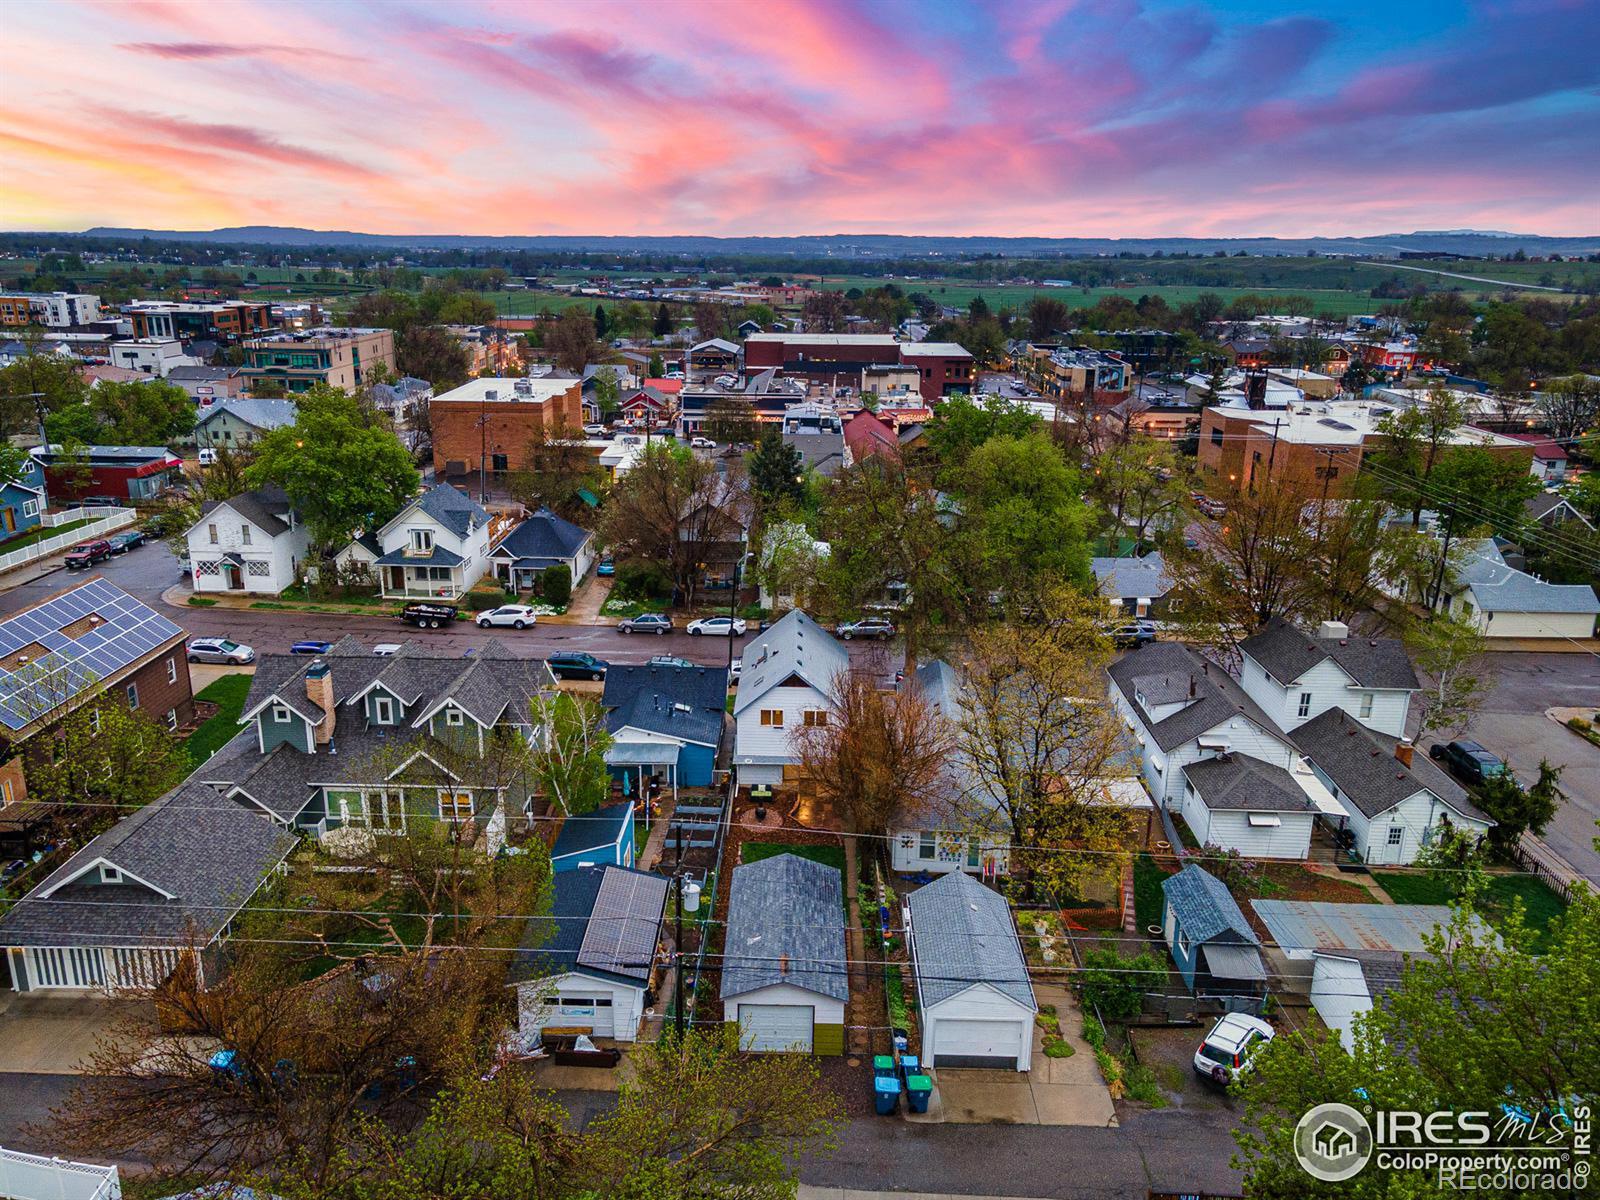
(50, 225), (1600, 258)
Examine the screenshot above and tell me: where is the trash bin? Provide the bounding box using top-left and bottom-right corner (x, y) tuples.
(899, 1054), (920, 1080)
(892, 1027), (910, 1053)
(874, 1075), (902, 1116)
(906, 1073), (933, 1114)
(873, 1054), (896, 1078)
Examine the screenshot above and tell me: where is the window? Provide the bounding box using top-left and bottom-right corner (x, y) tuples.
(439, 790), (474, 821)
(802, 709), (829, 727)
(2, 776), (13, 805)
(1210, 427), (1224, 447)
(328, 790), (362, 825)
(1178, 930), (1190, 957)
(102, 866), (122, 883)
(208, 523), (218, 544)
(367, 790), (404, 831)
(919, 832), (936, 861)
(372, 695), (396, 725)
(22, 498), (38, 517)
(966, 836), (981, 869)
(1297, 692), (1312, 718)
(409, 528), (434, 554)
(759, 709), (784, 728)
(246, 560), (271, 577)
(125, 682), (138, 709)
(240, 525), (251, 545)
(164, 708), (178, 731)
(1359, 692), (1374, 719)
(444, 706), (465, 727)
(1387, 825), (1405, 846)
(89, 708), (102, 733)
(166, 657), (178, 684)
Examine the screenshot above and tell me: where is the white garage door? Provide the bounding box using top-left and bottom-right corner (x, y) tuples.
(932, 1018), (1026, 1069)
(546, 994), (615, 1038)
(738, 1004), (814, 1053)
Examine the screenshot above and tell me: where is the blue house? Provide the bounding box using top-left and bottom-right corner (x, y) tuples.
(601, 663), (728, 796)
(1159, 864), (1265, 1002)
(0, 457), (46, 540)
(549, 800), (636, 873)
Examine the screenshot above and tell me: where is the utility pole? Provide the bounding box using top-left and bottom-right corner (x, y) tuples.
(478, 391), (489, 504)
(674, 823), (684, 1040)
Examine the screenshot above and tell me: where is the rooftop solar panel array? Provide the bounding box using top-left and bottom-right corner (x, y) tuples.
(576, 868), (668, 982)
(0, 578), (186, 731)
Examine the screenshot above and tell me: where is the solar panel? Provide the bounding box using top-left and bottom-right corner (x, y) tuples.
(577, 869), (667, 982)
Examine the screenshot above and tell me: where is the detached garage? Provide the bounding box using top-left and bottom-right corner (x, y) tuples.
(906, 871), (1036, 1072)
(720, 853), (847, 1054)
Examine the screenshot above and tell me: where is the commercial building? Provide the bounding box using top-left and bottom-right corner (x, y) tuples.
(0, 292), (102, 328)
(741, 333), (973, 405)
(107, 337), (199, 378)
(31, 445), (183, 504)
(126, 300), (274, 342)
(239, 327), (396, 394)
(430, 376), (584, 484)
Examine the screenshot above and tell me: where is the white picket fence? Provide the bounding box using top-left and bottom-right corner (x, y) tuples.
(0, 1147), (120, 1200)
(0, 508), (138, 576)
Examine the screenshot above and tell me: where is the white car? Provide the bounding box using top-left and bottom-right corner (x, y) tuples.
(1193, 1013), (1274, 1085)
(690, 436), (716, 449)
(583, 423), (607, 436)
(729, 656), (742, 682)
(475, 604), (540, 629)
(373, 643), (403, 657)
(686, 616), (747, 637)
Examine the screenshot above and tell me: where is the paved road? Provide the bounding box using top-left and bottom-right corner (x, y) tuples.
(0, 544), (804, 670)
(0, 1070), (1240, 1198)
(1355, 260), (1564, 292)
(1461, 652), (1600, 884)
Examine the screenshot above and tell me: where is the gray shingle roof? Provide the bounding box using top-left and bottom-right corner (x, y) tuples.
(492, 508), (592, 566)
(1240, 617), (1419, 691)
(199, 485), (294, 538)
(0, 783), (296, 948)
(733, 610), (848, 717)
(1455, 540), (1600, 616)
(1182, 754), (1316, 813)
(1108, 643), (1290, 754)
(1161, 864), (1259, 947)
(373, 545), (465, 568)
(508, 865), (668, 988)
(411, 483), (489, 539)
(603, 663), (728, 746)
(1091, 553), (1173, 601)
(196, 398), (297, 434)
(1291, 707), (1488, 823)
(720, 853), (848, 1002)
(550, 801), (634, 861)
(907, 871), (1035, 1011)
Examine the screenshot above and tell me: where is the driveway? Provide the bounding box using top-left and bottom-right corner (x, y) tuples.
(1444, 652), (1600, 886)
(913, 986), (1115, 1127)
(0, 991), (156, 1074)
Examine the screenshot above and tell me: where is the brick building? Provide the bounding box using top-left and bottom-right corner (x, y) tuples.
(741, 333), (973, 405)
(31, 445), (183, 504)
(0, 577), (194, 849)
(431, 376), (585, 484)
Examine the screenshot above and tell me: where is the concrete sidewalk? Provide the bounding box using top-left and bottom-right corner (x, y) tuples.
(0, 992), (156, 1075)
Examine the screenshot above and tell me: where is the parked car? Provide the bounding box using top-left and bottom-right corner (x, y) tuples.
(400, 602), (457, 629)
(687, 615), (746, 637)
(1112, 619), (1157, 648)
(64, 539), (113, 569)
(729, 657), (742, 682)
(373, 643), (403, 657)
(1, 859), (27, 886)
(475, 604), (540, 629)
(596, 557), (615, 577)
(618, 613), (673, 635)
(647, 654), (696, 669)
(1191, 492), (1226, 519)
(836, 616), (896, 640)
(690, 436), (716, 449)
(547, 651), (608, 681)
(1429, 739), (1507, 786)
(290, 640), (333, 656)
(197, 447), (218, 466)
(583, 423), (608, 436)
(186, 637), (255, 665)
(1193, 1013), (1275, 1085)
(106, 530), (145, 554)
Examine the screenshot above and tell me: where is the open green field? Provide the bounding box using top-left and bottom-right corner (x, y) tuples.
(812, 277), (1385, 317)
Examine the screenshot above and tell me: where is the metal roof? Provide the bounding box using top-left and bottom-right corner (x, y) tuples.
(1250, 900), (1486, 954)
(1200, 942), (1265, 981)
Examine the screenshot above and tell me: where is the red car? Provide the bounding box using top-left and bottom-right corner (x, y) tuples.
(64, 539), (113, 569)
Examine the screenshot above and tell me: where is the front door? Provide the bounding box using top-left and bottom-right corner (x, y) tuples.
(1, 508), (14, 533)
(223, 562), (243, 590)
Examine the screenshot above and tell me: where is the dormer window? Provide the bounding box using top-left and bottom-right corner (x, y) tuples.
(445, 707), (465, 727)
(372, 695), (395, 725)
(410, 529), (434, 554)
(272, 703), (291, 724)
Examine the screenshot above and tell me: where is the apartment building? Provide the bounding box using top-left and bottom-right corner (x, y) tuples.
(742, 333), (973, 405)
(430, 376), (584, 484)
(239, 327), (396, 393)
(126, 300), (274, 342)
(0, 292), (102, 327)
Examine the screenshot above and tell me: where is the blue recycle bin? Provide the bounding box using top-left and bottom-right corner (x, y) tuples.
(209, 1048), (244, 1083)
(874, 1075), (902, 1116)
(906, 1073), (933, 1113)
(899, 1054), (920, 1080)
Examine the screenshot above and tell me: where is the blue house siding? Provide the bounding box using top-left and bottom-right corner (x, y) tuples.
(1162, 893), (1202, 991)
(679, 742), (716, 788)
(259, 716), (313, 754)
(0, 481), (43, 539)
(550, 801), (636, 873)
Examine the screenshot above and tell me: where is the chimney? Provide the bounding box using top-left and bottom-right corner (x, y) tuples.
(779, 953), (789, 977)
(305, 660), (335, 746)
(1189, 675), (1197, 698)
(1395, 738), (1414, 768)
(1318, 620), (1349, 640)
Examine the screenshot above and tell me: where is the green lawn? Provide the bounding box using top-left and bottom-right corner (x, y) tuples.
(1371, 870), (1569, 951)
(740, 840), (846, 874)
(185, 673), (252, 766)
(1133, 853), (1169, 930)
(0, 517), (95, 552)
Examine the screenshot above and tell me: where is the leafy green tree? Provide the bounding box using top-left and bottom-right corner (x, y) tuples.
(592, 370), (621, 419)
(925, 394), (1041, 473)
(531, 692), (611, 815)
(1080, 948), (1168, 1021)
(397, 324), (471, 390)
(21, 698), (188, 826)
(647, 351), (665, 377)
(952, 431), (1092, 598)
(46, 379), (194, 446)
(0, 340), (87, 439)
(1413, 822), (1489, 900)
(1234, 894), (1600, 1198)
(747, 428), (805, 509)
(1367, 387), (1469, 526)
(246, 387), (419, 547)
(1406, 611), (1491, 736)
(1424, 446), (1541, 538)
(540, 563), (571, 607)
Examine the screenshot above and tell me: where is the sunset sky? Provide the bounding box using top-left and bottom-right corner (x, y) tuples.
(2, 0), (1596, 239)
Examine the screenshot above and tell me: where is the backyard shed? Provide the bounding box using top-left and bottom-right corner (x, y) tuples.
(906, 871), (1036, 1071)
(1160, 864), (1266, 1001)
(719, 853), (848, 1053)
(549, 801), (635, 874)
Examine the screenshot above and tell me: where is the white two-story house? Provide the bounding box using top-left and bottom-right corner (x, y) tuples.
(185, 485), (310, 596)
(1107, 643), (1299, 808)
(360, 483), (494, 601)
(731, 610), (847, 787)
(1236, 618), (1420, 738)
